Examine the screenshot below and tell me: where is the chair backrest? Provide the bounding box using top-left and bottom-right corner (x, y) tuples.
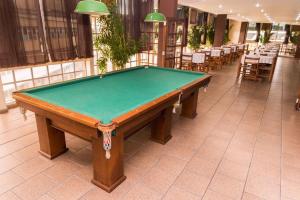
(223, 48), (231, 54)
(182, 53), (192, 61)
(211, 49), (221, 57)
(241, 55), (260, 64)
(192, 53), (206, 64)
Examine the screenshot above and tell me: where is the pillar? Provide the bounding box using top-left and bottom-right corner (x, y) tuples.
(0, 77), (8, 113)
(157, 0), (178, 66)
(255, 23), (261, 42)
(238, 22), (248, 44)
(284, 24), (291, 44)
(213, 14), (227, 47)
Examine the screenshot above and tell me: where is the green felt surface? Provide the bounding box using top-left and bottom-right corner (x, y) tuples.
(24, 66), (205, 124)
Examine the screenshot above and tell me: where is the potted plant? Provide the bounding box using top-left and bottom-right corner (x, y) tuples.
(188, 25), (203, 51)
(206, 24), (215, 46)
(259, 31), (274, 45)
(94, 3), (140, 74)
(290, 32), (300, 45)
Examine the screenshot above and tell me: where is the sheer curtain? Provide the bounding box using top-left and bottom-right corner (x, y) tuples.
(0, 0), (49, 68)
(0, 0), (92, 68)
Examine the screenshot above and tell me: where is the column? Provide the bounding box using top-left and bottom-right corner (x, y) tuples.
(157, 0), (178, 66)
(238, 22), (249, 44)
(255, 23), (261, 42)
(0, 77), (8, 114)
(284, 24), (291, 44)
(213, 14), (227, 47)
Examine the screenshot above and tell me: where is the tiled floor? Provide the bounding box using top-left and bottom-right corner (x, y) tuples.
(0, 57), (300, 200)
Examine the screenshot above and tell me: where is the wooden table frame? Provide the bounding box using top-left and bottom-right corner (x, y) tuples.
(13, 67), (211, 192)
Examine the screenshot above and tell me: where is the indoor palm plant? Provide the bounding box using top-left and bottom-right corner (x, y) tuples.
(94, 3), (140, 74)
(188, 25), (204, 51)
(206, 24), (215, 46)
(259, 31), (274, 44)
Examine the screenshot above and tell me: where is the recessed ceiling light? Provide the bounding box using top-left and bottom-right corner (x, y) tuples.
(218, 4), (223, 9)
(261, 9), (264, 13)
(229, 9), (233, 13)
(255, 3), (260, 7)
(237, 13), (241, 16)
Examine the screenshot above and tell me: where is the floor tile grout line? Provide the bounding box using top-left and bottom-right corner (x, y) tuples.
(201, 83), (258, 200)
(239, 76), (281, 200)
(161, 73), (242, 199)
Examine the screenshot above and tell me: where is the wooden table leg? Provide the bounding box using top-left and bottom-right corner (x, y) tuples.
(91, 131), (126, 192)
(35, 114), (68, 159)
(151, 106), (173, 144)
(181, 90), (199, 118)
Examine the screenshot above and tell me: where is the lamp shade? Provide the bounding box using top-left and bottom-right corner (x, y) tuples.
(75, 0), (109, 16)
(144, 9), (166, 23)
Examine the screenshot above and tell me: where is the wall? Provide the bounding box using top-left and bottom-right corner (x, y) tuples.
(229, 19), (241, 44)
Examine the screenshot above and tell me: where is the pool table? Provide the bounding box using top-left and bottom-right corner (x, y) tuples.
(13, 66), (211, 192)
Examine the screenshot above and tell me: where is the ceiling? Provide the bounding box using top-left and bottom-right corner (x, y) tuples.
(178, 0), (300, 25)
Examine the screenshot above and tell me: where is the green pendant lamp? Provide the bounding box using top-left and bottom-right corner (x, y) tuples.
(75, 0), (109, 16)
(144, 9), (166, 23)
(144, 0), (166, 23)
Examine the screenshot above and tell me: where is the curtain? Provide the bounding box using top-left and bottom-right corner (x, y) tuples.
(42, 0), (92, 61)
(0, 0), (92, 68)
(0, 0), (49, 68)
(117, 0), (141, 41)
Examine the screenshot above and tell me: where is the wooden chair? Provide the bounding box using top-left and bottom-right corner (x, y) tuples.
(181, 53), (192, 70)
(237, 45), (245, 57)
(231, 46), (238, 60)
(223, 47), (232, 64)
(237, 55), (260, 81)
(192, 53), (209, 72)
(210, 49), (223, 70)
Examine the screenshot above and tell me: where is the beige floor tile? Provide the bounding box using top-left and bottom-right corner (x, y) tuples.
(282, 153), (300, 169)
(245, 175), (280, 200)
(13, 174), (56, 200)
(123, 183), (162, 200)
(81, 180), (135, 200)
(224, 147), (253, 166)
(126, 151), (160, 171)
(0, 192), (20, 200)
(281, 179), (300, 200)
(217, 159), (249, 181)
(42, 160), (82, 182)
(248, 160), (281, 184)
(13, 156), (54, 179)
(48, 176), (93, 200)
(163, 186), (200, 200)
(38, 195), (55, 200)
(242, 192), (264, 200)
(0, 155), (21, 174)
(11, 143), (39, 162)
(154, 155), (186, 176)
(141, 167), (177, 194)
(0, 171), (24, 195)
(202, 189), (234, 200)
(209, 173), (244, 200)
(185, 157), (218, 178)
(282, 164), (300, 184)
(174, 170), (210, 197)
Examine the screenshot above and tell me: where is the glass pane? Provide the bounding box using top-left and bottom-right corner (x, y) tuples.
(34, 78), (49, 87)
(32, 66), (48, 78)
(14, 68), (32, 81)
(62, 62), (75, 73)
(75, 61), (84, 71)
(0, 70), (14, 84)
(50, 75), (63, 83)
(16, 80), (33, 90)
(3, 84), (16, 103)
(48, 64), (62, 76)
